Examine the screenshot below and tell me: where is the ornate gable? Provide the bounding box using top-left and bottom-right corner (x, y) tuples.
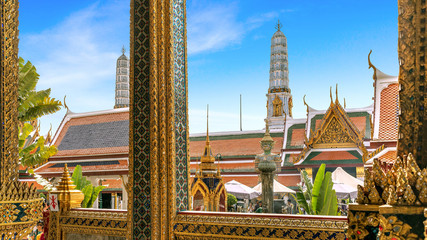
(295, 92), (368, 164)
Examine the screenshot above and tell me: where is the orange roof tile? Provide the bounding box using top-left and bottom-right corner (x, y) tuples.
(378, 150), (397, 163)
(311, 151), (358, 161)
(277, 175), (300, 187)
(289, 129), (305, 147)
(349, 116), (367, 134)
(221, 176), (259, 187)
(190, 137), (283, 158)
(190, 162), (255, 170)
(36, 160), (128, 175)
(54, 146), (129, 157)
(102, 179), (123, 189)
(379, 84), (399, 140)
(19, 179), (44, 190)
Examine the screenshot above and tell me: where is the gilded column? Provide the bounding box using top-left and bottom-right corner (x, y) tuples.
(0, 0), (44, 238)
(0, 0), (19, 185)
(397, 0), (426, 168)
(130, 0), (184, 239)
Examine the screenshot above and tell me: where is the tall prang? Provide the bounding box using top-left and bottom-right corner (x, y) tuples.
(114, 46), (130, 109)
(265, 20), (293, 129)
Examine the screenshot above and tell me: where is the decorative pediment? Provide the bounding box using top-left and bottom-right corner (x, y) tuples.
(313, 116), (354, 148)
(294, 91), (368, 164)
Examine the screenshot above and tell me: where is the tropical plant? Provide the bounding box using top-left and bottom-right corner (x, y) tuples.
(18, 57), (62, 122)
(292, 164), (338, 215)
(71, 165), (106, 208)
(18, 57), (62, 169)
(227, 193), (237, 209)
(19, 121), (57, 167)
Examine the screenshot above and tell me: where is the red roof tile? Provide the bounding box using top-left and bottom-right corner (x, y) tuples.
(379, 84), (399, 140)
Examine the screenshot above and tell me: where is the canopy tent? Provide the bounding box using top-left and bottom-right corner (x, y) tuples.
(332, 167), (364, 189)
(333, 182), (358, 199)
(252, 179), (296, 194)
(225, 180), (260, 200)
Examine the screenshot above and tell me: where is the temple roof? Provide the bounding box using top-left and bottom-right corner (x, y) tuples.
(51, 108), (129, 157)
(189, 130), (283, 159)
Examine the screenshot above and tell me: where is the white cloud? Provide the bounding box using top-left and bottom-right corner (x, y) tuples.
(187, 2), (282, 55)
(187, 2), (244, 55)
(19, 1), (130, 134)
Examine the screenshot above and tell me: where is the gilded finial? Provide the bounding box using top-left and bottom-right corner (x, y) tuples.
(275, 20), (282, 31)
(368, 50), (377, 81)
(330, 86), (333, 104)
(335, 84), (338, 103)
(344, 98), (346, 108)
(303, 95), (309, 114)
(64, 95), (72, 114)
(121, 45), (126, 55)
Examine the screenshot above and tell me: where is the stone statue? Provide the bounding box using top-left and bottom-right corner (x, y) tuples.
(255, 124), (280, 213)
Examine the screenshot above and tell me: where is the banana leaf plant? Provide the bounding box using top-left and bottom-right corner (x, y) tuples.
(292, 163), (338, 215)
(71, 165), (106, 208)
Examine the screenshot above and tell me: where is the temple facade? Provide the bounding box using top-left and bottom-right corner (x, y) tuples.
(266, 21), (293, 130)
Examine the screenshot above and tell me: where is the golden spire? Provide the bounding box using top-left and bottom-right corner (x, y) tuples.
(344, 98), (347, 108)
(51, 164), (84, 210)
(200, 105), (215, 166)
(275, 19), (282, 31)
(330, 86), (333, 104)
(206, 104), (209, 143)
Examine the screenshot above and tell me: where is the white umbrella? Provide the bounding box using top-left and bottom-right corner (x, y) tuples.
(253, 179), (295, 194)
(332, 167), (364, 189)
(225, 180), (260, 199)
(333, 182), (358, 199)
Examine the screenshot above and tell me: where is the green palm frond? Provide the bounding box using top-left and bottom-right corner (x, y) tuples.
(18, 57), (39, 101)
(19, 92), (62, 122)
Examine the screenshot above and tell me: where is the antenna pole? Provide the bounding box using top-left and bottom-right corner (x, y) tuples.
(240, 94), (242, 131)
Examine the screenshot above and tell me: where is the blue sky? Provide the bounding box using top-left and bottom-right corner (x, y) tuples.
(19, 0), (398, 135)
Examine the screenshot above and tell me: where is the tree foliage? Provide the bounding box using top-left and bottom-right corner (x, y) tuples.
(227, 193), (237, 208)
(71, 165), (106, 208)
(292, 164), (338, 215)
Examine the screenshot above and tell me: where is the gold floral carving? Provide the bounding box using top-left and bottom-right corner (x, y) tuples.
(378, 215), (419, 240)
(315, 117), (351, 145)
(347, 210), (379, 240)
(174, 213), (347, 239)
(357, 154), (426, 206)
(397, 0), (426, 168)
